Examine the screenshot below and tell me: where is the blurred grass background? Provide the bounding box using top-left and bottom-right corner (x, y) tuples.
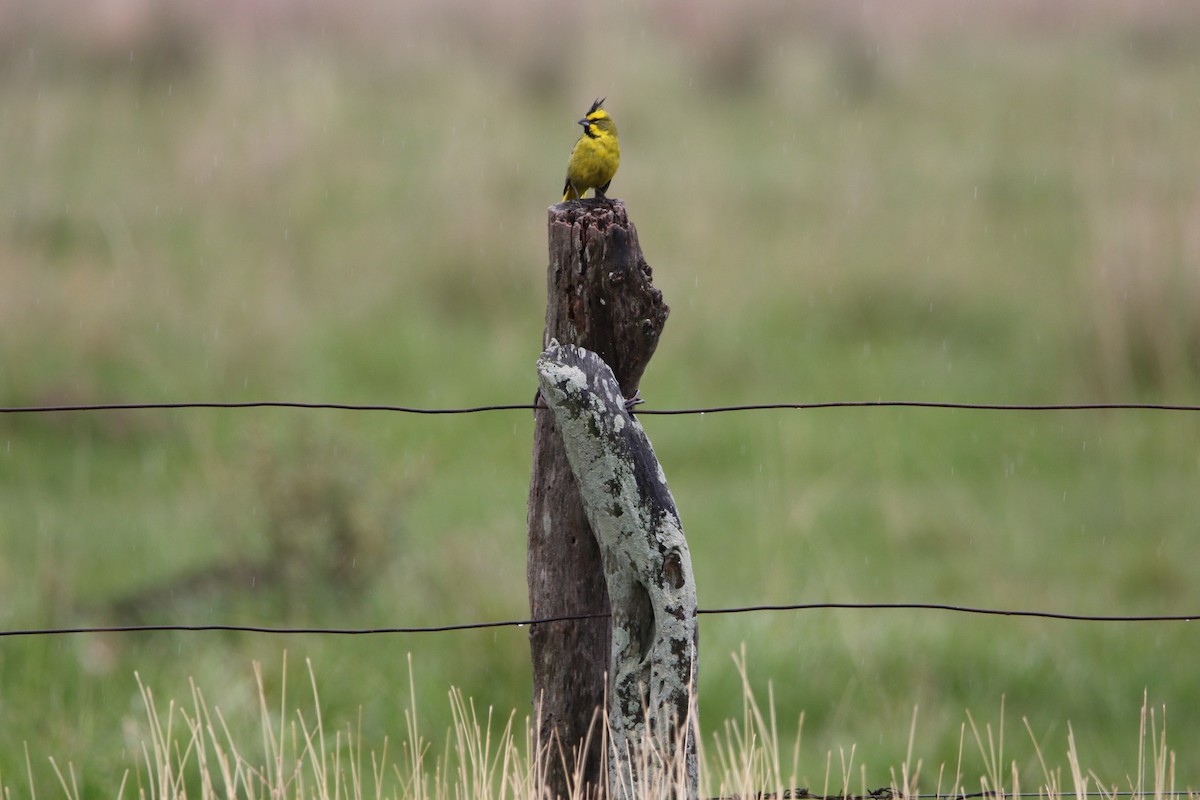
(2, 0), (1199, 794)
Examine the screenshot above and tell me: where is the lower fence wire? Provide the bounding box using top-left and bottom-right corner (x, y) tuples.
(714, 791), (1198, 800)
(1, 602), (1197, 638)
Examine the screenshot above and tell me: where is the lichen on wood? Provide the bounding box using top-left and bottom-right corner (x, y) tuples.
(537, 341), (698, 800)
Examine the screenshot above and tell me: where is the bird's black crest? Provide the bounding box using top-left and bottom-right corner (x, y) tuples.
(587, 97), (605, 115)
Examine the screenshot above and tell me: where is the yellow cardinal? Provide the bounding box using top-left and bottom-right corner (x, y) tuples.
(562, 98), (620, 201)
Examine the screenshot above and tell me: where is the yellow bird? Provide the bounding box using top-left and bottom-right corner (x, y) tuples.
(562, 98), (620, 202)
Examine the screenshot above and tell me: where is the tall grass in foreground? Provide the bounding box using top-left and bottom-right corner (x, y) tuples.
(8, 655), (1191, 800)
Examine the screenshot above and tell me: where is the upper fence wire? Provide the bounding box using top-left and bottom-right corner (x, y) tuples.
(4, 400), (1200, 415)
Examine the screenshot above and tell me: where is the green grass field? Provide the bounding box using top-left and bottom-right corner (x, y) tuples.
(2, 2), (1199, 795)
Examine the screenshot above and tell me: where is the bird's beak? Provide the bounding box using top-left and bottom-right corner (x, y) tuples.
(577, 117), (590, 127)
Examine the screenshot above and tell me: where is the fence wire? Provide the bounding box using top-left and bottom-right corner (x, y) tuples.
(3, 400), (1200, 415)
(718, 789), (1199, 800)
(2, 602), (1196, 639)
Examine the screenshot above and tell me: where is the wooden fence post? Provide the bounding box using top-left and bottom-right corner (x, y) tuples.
(527, 200), (670, 798)
(536, 342), (699, 800)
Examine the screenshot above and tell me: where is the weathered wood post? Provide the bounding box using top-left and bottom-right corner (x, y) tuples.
(536, 342), (699, 800)
(527, 200), (671, 798)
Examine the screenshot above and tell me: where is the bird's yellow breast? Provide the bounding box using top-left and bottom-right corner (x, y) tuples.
(568, 131), (620, 188)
